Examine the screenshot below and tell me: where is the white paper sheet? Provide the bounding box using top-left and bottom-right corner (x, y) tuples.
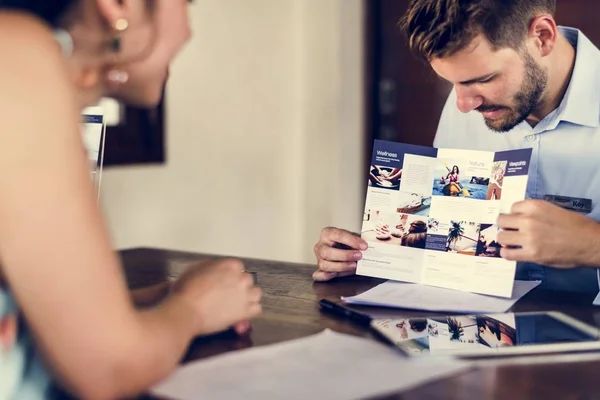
(151, 329), (470, 400)
(593, 291), (600, 307)
(342, 280), (540, 313)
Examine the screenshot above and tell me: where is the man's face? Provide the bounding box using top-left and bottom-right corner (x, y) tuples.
(430, 35), (548, 132)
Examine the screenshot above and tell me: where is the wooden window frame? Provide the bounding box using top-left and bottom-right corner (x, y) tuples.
(103, 95), (166, 166)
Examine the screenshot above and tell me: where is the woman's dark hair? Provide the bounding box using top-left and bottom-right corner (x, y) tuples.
(0, 0), (194, 28)
(408, 220), (427, 234)
(0, 0), (78, 26)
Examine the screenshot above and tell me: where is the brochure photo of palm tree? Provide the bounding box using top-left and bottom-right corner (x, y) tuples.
(445, 221), (481, 256)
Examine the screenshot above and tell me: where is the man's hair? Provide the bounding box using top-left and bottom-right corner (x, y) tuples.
(399, 0), (556, 62)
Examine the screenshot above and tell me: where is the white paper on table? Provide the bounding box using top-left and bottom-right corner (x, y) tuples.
(342, 280), (540, 314)
(593, 292), (600, 307)
(151, 329), (471, 400)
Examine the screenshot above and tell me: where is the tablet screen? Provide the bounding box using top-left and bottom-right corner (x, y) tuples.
(372, 312), (599, 356)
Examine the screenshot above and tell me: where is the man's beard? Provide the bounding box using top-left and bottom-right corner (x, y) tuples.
(479, 53), (548, 132)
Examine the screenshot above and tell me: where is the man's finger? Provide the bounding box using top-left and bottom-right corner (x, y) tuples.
(233, 321), (252, 335)
(248, 286), (262, 303)
(496, 230), (523, 247)
(322, 227), (368, 250)
(317, 243), (362, 263)
(316, 259), (358, 273)
(313, 270), (338, 281)
(496, 213), (522, 230)
(334, 271), (357, 279)
(312, 269), (356, 282)
(510, 199), (545, 215)
(500, 247), (528, 262)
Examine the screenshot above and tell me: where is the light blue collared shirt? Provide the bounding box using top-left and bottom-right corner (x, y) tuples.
(433, 27), (600, 295)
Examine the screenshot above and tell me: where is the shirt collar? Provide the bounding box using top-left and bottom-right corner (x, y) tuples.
(551, 27), (600, 129)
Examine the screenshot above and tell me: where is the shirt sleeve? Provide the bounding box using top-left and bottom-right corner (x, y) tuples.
(433, 89), (457, 149)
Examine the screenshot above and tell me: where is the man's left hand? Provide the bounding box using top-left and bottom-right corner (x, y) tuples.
(497, 200), (600, 268)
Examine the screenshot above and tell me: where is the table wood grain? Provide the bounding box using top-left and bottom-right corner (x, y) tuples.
(57, 247), (600, 399)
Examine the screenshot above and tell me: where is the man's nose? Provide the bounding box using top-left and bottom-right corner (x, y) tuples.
(455, 86), (484, 113)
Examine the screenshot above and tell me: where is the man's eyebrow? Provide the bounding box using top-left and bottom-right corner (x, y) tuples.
(458, 73), (497, 85)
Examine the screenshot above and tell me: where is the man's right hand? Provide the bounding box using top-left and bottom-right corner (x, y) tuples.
(313, 227), (368, 282)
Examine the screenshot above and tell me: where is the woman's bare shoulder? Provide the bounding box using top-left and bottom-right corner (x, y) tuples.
(0, 11), (60, 50)
(0, 12), (76, 131)
(0, 12), (72, 90)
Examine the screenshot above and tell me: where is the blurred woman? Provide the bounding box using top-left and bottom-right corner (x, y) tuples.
(0, 1), (262, 398)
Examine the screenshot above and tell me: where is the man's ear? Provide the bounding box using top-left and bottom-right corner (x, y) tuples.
(528, 14), (558, 57)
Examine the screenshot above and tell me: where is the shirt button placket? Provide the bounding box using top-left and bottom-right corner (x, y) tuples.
(523, 133), (540, 199)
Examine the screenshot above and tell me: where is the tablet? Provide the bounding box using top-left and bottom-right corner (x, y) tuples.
(371, 311), (600, 358)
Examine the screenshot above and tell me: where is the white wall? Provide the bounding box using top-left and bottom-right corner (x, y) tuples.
(100, 0), (365, 264)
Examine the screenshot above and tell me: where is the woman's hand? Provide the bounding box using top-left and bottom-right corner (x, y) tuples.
(171, 259), (262, 336)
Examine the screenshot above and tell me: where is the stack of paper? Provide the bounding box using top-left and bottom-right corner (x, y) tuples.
(342, 280), (540, 313)
(152, 329), (471, 400)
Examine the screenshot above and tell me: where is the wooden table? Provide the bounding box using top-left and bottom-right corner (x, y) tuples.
(87, 248), (600, 398)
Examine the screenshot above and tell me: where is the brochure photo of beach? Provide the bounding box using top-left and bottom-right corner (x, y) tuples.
(432, 158), (491, 200)
(445, 221), (481, 255)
